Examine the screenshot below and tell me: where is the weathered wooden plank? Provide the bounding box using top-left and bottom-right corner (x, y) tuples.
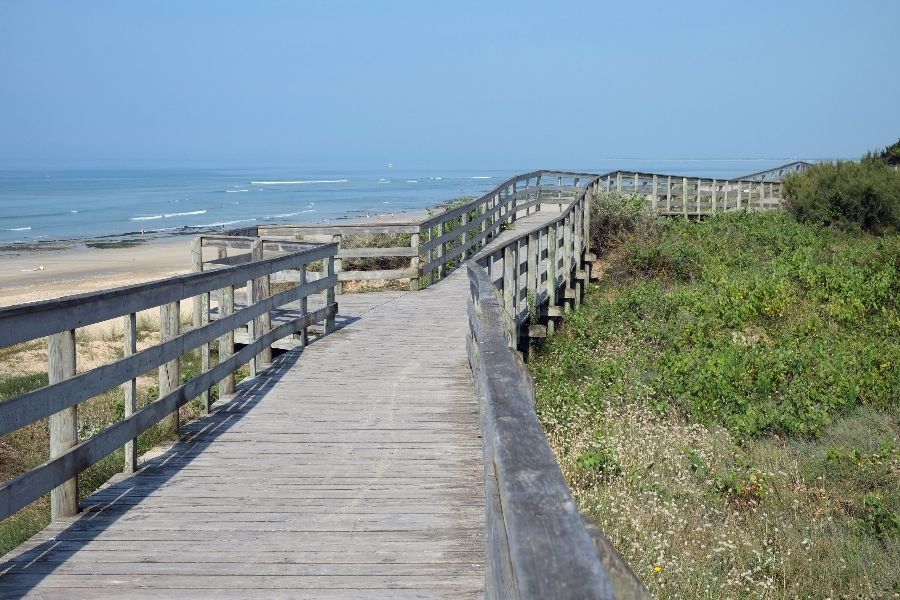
(0, 304), (336, 520)
(0, 243), (338, 346)
(0, 276), (337, 437)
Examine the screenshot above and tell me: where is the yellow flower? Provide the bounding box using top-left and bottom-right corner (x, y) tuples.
(654, 565), (662, 572)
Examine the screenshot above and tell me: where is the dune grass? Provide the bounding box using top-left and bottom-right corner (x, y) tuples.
(530, 208), (899, 598)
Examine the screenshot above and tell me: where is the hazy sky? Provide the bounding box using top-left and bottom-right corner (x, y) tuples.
(1, 1), (898, 169)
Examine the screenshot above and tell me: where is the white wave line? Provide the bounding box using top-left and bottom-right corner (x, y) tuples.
(250, 179), (348, 185)
(163, 210), (207, 218)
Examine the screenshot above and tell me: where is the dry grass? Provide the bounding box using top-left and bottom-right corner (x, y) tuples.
(544, 399), (899, 598)
(0, 323), (226, 557)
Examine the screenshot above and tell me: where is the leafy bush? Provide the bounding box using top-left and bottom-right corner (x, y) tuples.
(589, 191), (664, 253)
(532, 211), (899, 438)
(864, 138), (900, 166)
(782, 160), (900, 233)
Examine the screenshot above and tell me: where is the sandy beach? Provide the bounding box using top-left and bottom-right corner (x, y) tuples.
(0, 238), (193, 308)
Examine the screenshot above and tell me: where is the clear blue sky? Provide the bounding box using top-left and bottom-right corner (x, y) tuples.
(1, 1), (898, 169)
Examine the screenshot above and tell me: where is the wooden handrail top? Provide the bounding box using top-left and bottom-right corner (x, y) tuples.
(0, 242), (338, 347)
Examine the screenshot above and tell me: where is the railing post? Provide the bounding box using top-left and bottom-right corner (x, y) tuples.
(616, 172), (622, 192)
(682, 177), (689, 220)
(250, 238), (272, 373)
(666, 175), (673, 213)
(696, 178), (703, 215)
(712, 179), (718, 214)
(562, 213), (572, 311)
(527, 232), (538, 316)
(191, 237), (203, 329)
(503, 244), (515, 330)
(123, 313), (138, 472)
(324, 254), (336, 334)
(737, 180), (744, 210)
(332, 234), (343, 295)
(460, 210), (469, 260)
(218, 284), (235, 397)
(583, 184), (592, 257)
(436, 220), (445, 280)
(633, 172), (639, 193)
(605, 174), (611, 192)
(479, 200), (487, 246)
(200, 290), (211, 414)
(159, 301), (180, 433)
(409, 230), (420, 292)
(48, 329), (77, 520)
(298, 266), (309, 348)
(547, 223), (558, 335)
(651, 174), (658, 212)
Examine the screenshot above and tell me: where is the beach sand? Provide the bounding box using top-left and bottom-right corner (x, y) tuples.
(0, 238), (193, 308)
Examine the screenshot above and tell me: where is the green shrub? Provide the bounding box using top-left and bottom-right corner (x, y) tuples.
(782, 160), (900, 233)
(532, 211), (899, 438)
(589, 191), (664, 252)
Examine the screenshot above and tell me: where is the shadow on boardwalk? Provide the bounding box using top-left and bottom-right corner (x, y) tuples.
(0, 287), (485, 599)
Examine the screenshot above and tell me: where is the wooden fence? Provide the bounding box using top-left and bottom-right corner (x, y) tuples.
(240, 162), (804, 291)
(466, 175), (649, 599)
(0, 241), (338, 522)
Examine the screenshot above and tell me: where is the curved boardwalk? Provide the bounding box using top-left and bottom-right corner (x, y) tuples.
(0, 209), (557, 599)
(0, 284), (483, 599)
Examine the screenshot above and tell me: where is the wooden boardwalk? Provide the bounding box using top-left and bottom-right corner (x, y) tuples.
(0, 285), (487, 599)
(0, 211), (558, 599)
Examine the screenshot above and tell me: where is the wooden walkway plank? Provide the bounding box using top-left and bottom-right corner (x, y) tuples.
(0, 208), (562, 599)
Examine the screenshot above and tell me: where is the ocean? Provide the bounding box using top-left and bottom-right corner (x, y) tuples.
(0, 160), (796, 245)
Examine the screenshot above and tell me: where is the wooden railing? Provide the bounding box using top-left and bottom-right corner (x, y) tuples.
(241, 170), (593, 291)
(466, 176), (649, 599)
(237, 163), (803, 292)
(0, 241), (339, 522)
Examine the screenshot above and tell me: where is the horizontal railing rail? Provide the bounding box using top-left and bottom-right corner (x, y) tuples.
(233, 162), (802, 293)
(0, 241), (339, 522)
(246, 170), (594, 291)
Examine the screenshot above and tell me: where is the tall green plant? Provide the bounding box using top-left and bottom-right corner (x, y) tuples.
(783, 160), (900, 233)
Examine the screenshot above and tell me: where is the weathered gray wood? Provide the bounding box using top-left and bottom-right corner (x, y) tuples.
(331, 234), (343, 295)
(48, 330), (77, 520)
(466, 265), (616, 599)
(0, 243), (338, 347)
(159, 301), (180, 433)
(338, 268), (418, 281)
(123, 313), (138, 473)
(0, 304), (337, 522)
(409, 232), (421, 292)
(324, 257), (336, 334)
(217, 285), (235, 397)
(191, 237), (203, 329)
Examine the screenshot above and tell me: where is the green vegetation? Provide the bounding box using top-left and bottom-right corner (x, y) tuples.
(530, 195), (899, 598)
(783, 149), (900, 234)
(865, 138), (900, 167)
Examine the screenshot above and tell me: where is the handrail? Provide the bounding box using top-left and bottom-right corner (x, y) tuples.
(465, 174), (649, 598)
(0, 241), (339, 522)
(244, 163), (797, 292)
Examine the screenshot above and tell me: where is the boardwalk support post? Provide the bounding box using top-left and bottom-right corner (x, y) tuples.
(159, 301), (180, 433)
(48, 330), (77, 520)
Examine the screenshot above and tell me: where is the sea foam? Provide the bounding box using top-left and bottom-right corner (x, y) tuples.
(163, 210), (207, 218)
(249, 179), (348, 185)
